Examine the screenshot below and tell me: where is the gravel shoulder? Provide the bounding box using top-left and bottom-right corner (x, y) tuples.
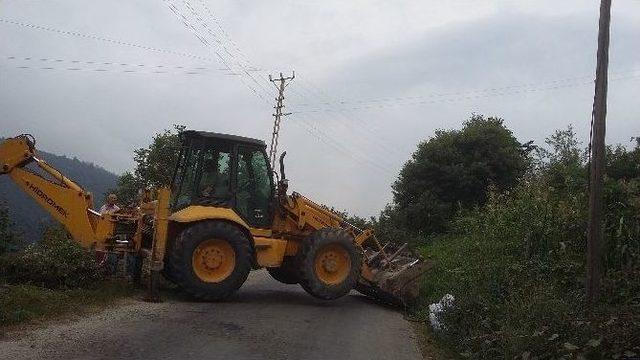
(0, 270), (425, 360)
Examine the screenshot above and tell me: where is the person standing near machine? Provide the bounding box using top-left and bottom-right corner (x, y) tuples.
(99, 194), (120, 215)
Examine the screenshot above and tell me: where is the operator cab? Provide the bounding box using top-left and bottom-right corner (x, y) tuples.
(171, 130), (274, 228)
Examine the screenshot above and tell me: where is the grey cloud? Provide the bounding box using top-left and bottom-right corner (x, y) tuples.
(1, 2), (639, 218)
(313, 12), (639, 102)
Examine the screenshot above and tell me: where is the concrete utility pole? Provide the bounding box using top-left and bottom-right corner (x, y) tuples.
(586, 0), (612, 304)
(268, 72), (295, 170)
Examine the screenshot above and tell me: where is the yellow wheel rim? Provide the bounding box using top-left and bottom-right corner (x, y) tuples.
(192, 239), (235, 283)
(314, 244), (351, 285)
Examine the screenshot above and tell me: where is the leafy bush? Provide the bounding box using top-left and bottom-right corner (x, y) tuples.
(2, 226), (105, 289)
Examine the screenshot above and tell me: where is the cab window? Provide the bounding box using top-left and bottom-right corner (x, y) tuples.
(236, 147), (272, 227)
(172, 144), (232, 209)
(196, 148), (232, 205)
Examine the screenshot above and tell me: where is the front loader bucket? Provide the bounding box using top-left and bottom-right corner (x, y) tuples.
(356, 243), (431, 307)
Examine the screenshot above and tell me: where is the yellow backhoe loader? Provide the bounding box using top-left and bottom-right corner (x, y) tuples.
(0, 132), (427, 305)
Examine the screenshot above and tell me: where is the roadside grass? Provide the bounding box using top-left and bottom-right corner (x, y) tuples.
(419, 235), (640, 359)
(412, 321), (461, 360)
(0, 281), (138, 327)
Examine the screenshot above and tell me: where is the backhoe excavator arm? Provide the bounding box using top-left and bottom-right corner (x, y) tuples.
(0, 134), (107, 247)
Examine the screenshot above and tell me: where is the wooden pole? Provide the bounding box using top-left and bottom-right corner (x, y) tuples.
(586, 0), (611, 304)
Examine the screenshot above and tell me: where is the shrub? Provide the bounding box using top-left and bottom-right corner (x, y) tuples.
(420, 177), (639, 358)
(2, 226), (105, 289)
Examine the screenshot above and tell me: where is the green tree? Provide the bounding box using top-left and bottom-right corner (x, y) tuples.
(110, 125), (185, 204)
(537, 125), (587, 195)
(607, 137), (640, 181)
(389, 114), (527, 235)
(110, 172), (140, 206)
(133, 125), (185, 187)
(0, 201), (21, 255)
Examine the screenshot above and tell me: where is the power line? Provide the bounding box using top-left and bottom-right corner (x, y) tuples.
(162, 2), (270, 102)
(288, 80), (408, 159)
(292, 70), (640, 110)
(0, 18), (226, 66)
(163, 2), (230, 66)
(286, 94), (398, 172)
(294, 74), (604, 108)
(194, 0), (257, 70)
(277, 80), (401, 169)
(184, 0), (257, 71)
(2, 55), (225, 75)
(285, 93), (405, 170)
(163, 1), (278, 105)
(163, 0), (274, 103)
(178, 0), (274, 97)
(294, 114), (395, 176)
(292, 72), (640, 114)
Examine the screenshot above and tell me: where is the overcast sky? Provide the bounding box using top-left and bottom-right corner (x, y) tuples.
(1, 0), (639, 217)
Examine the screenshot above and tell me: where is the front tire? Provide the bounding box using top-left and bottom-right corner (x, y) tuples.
(169, 221), (252, 301)
(296, 228), (362, 300)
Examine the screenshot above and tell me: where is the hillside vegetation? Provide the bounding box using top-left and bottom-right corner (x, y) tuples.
(367, 117), (639, 358)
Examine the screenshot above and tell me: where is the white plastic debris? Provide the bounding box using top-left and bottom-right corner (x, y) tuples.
(428, 294), (455, 331)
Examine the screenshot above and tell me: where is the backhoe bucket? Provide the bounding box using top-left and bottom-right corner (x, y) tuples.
(357, 243), (430, 307)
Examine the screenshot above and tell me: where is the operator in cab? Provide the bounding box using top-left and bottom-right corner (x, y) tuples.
(99, 193), (121, 215)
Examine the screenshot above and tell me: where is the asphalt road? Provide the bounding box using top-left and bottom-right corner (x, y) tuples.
(1, 270), (423, 360)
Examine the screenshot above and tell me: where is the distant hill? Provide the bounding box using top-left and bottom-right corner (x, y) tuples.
(0, 148), (119, 241)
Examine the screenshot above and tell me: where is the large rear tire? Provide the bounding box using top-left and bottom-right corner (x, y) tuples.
(296, 228), (362, 300)
(267, 257), (299, 284)
(169, 221), (252, 301)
